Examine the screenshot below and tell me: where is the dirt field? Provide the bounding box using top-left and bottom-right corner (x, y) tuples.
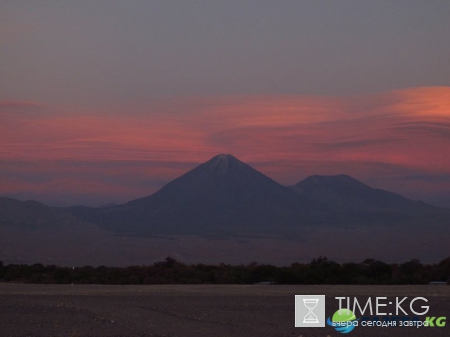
(0, 284), (449, 337)
(2, 226), (449, 267)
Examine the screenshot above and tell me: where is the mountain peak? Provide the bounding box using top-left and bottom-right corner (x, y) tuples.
(209, 153), (238, 163)
(117, 152), (317, 232)
(292, 174), (432, 213)
(203, 154), (243, 174)
(297, 174), (369, 190)
(214, 153), (235, 160)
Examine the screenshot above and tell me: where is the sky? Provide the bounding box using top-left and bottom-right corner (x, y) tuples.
(1, 1), (450, 207)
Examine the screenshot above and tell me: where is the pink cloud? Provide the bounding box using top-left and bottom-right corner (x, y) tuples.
(1, 87), (449, 205)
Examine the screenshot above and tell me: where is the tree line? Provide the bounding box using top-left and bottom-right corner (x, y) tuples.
(0, 257), (449, 285)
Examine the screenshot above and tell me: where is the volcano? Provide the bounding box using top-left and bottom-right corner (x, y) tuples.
(75, 154), (329, 236)
(3, 155), (450, 265)
(68, 155), (450, 236)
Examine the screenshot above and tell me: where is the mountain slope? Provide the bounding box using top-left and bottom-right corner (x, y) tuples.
(77, 154), (329, 235)
(0, 197), (79, 228)
(292, 174), (436, 213)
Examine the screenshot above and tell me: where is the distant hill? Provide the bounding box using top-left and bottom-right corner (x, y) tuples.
(0, 197), (78, 229)
(292, 174), (437, 214)
(292, 174), (450, 226)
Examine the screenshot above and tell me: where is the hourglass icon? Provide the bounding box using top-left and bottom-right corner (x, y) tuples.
(302, 298), (319, 323)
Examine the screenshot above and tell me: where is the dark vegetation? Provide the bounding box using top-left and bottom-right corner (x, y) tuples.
(1, 257), (449, 285)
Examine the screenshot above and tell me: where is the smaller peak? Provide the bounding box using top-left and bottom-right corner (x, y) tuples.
(305, 174), (354, 181)
(296, 174), (367, 188)
(335, 174), (354, 180)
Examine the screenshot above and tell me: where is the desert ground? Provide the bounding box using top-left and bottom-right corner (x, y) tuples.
(0, 284), (449, 337)
(2, 225), (448, 267)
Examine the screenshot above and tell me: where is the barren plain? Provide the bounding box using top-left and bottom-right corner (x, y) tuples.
(1, 284), (449, 337)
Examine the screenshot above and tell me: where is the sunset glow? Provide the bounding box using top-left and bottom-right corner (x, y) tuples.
(2, 1), (450, 207)
(1, 87), (449, 206)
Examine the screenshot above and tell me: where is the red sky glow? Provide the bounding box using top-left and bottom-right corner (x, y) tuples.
(1, 86), (449, 207)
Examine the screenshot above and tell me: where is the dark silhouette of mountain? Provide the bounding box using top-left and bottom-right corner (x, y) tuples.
(292, 174), (437, 214)
(68, 156), (450, 235)
(99, 203), (118, 208)
(74, 154), (330, 236)
(0, 197), (78, 228)
(291, 174), (450, 227)
(2, 155), (450, 265)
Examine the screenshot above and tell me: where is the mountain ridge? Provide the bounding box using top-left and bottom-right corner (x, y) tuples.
(0, 197), (80, 228)
(2, 154), (448, 236)
(76, 154), (330, 235)
(2, 154), (449, 266)
(64, 154), (449, 237)
(292, 174), (439, 214)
